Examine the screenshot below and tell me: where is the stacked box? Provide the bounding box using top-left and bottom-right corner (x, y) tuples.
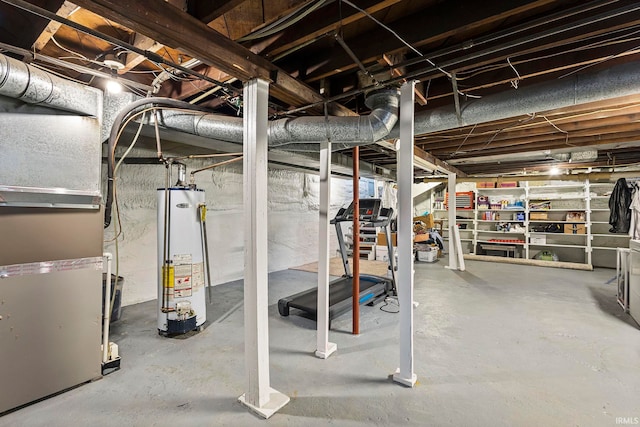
(564, 224), (586, 234)
(530, 212), (548, 220)
(477, 182), (496, 188)
(377, 232), (397, 247)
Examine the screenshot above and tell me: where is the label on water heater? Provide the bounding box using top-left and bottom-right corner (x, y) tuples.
(192, 262), (204, 291)
(173, 254), (193, 297)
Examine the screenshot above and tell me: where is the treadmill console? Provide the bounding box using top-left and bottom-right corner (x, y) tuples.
(336, 198), (382, 222)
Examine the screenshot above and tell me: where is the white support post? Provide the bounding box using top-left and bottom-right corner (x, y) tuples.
(446, 173), (460, 270)
(316, 140), (338, 359)
(393, 81), (417, 387)
(238, 78), (289, 418)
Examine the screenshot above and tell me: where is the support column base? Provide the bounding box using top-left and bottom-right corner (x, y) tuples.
(315, 342), (337, 359)
(238, 387), (290, 419)
(393, 368), (417, 387)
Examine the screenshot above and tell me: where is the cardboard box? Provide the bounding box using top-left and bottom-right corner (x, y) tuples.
(417, 250), (438, 262)
(564, 224), (586, 234)
(497, 181), (518, 188)
(413, 214), (434, 229)
(377, 232), (397, 247)
(530, 235), (547, 244)
(414, 233), (431, 243)
(530, 212), (548, 220)
(477, 182), (496, 188)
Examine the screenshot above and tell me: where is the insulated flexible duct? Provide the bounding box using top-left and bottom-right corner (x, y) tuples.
(154, 88), (400, 151)
(385, 60), (640, 139)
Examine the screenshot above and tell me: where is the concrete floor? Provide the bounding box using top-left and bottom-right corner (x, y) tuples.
(1, 260), (639, 426)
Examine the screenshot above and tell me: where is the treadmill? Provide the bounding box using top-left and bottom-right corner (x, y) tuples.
(278, 198), (397, 326)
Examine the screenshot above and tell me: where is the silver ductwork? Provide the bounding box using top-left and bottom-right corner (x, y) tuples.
(386, 60), (640, 139)
(0, 53), (101, 117)
(6, 49), (640, 155)
(155, 89), (400, 151)
(0, 49), (398, 151)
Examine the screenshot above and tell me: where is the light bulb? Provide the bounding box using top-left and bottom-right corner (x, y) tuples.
(106, 79), (122, 93)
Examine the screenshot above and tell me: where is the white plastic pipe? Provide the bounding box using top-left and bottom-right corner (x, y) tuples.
(102, 252), (112, 364)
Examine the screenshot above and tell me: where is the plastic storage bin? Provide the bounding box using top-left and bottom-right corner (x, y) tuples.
(102, 273), (124, 323)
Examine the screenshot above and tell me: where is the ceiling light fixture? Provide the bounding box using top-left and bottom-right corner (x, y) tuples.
(103, 52), (125, 71)
(549, 166), (560, 175)
(105, 79), (122, 93)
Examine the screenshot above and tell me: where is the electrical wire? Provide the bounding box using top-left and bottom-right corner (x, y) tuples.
(237, 0), (328, 42)
(379, 296), (399, 313)
(29, 62), (93, 85)
(3, 0), (240, 96)
(420, 102), (640, 147)
(451, 123), (478, 157)
(340, 0), (453, 79)
(559, 43), (640, 79)
(454, 25), (640, 82)
(540, 114), (573, 147)
(105, 99), (211, 228)
(51, 35), (89, 60)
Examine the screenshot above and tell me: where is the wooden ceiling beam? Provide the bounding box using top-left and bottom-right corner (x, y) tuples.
(298, 0), (559, 83)
(414, 145), (467, 177)
(419, 110), (640, 150)
(433, 130), (640, 159)
(459, 155), (640, 175)
(119, 32), (163, 73)
(32, 0), (76, 50)
(157, 65), (233, 100)
(374, 140), (466, 176)
(1, 0), (66, 50)
(261, 0), (402, 59)
(71, 0), (354, 115)
(441, 121), (640, 152)
(186, 0), (243, 24)
(411, 41), (640, 109)
(382, 54), (428, 106)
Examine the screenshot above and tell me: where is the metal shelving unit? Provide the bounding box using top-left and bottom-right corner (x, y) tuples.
(432, 180), (630, 268)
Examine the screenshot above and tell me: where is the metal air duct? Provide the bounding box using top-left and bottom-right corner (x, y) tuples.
(386, 60), (640, 139)
(0, 53), (101, 117)
(154, 88), (399, 151)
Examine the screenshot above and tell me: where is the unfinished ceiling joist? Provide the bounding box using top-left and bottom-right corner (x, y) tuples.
(70, 0), (354, 116)
(374, 139), (466, 177)
(421, 170), (640, 183)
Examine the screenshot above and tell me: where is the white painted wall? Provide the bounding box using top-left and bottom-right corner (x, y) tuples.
(413, 181), (441, 216)
(104, 147), (357, 306)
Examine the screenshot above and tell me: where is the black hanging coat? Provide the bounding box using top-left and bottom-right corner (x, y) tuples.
(609, 178), (632, 233)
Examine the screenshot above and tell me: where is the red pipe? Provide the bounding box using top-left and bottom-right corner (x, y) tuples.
(352, 146), (360, 335)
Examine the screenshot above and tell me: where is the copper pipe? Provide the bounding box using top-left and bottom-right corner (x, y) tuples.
(352, 146), (360, 335)
(189, 156), (243, 177)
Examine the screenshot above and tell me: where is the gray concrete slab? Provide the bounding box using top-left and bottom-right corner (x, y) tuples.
(1, 261), (639, 426)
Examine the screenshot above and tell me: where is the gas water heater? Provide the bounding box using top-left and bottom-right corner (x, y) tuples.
(157, 181), (208, 335)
